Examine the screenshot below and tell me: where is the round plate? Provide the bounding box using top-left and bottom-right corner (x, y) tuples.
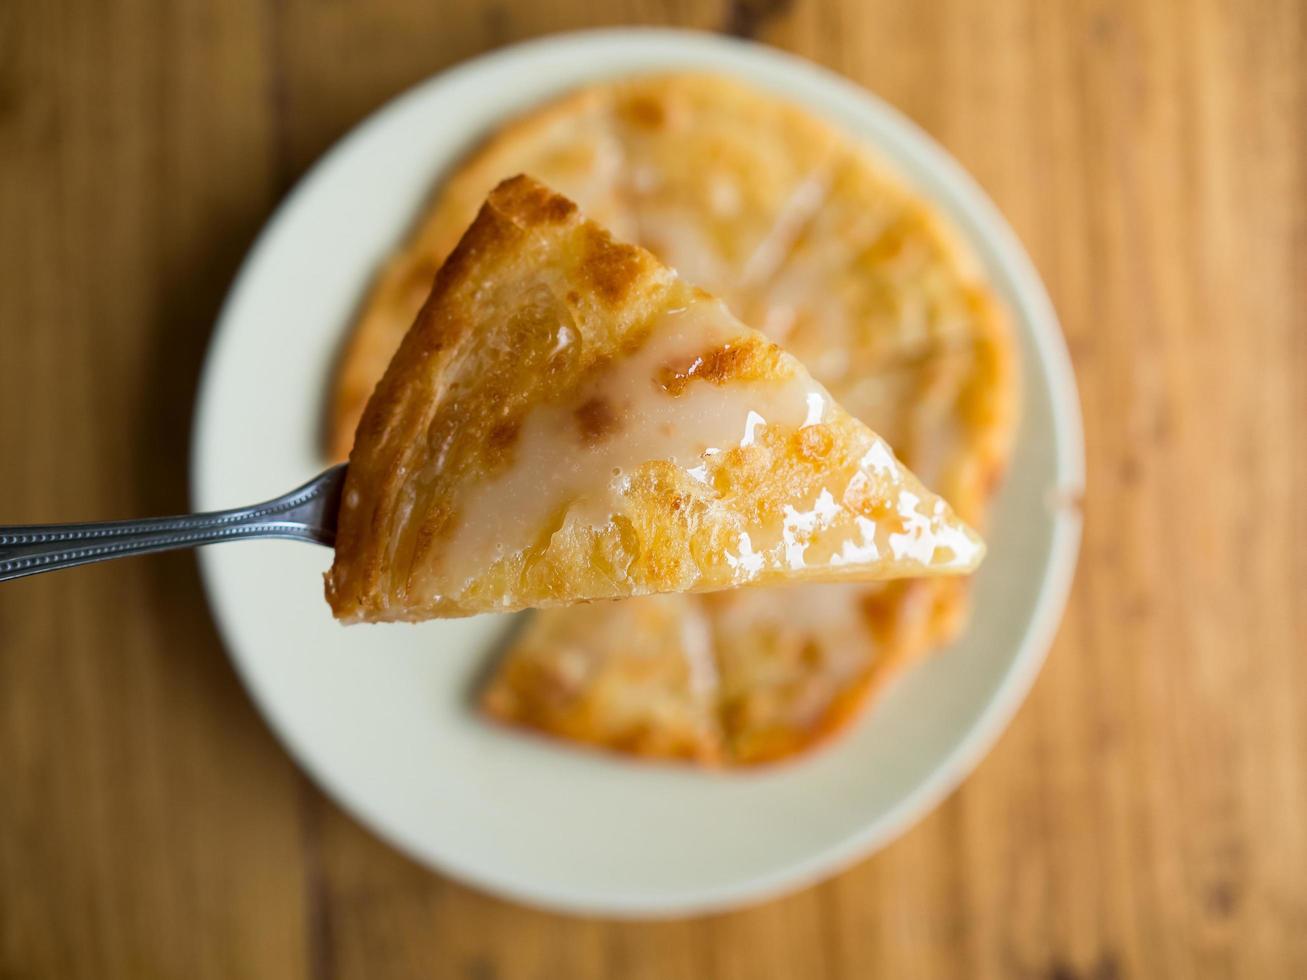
(192, 29), (1083, 918)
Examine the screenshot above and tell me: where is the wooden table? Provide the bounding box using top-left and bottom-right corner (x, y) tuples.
(2, 1), (1304, 976)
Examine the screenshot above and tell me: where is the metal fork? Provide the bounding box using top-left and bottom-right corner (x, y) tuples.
(0, 465), (347, 583)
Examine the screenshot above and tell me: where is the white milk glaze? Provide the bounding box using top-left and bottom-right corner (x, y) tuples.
(433, 297), (828, 595)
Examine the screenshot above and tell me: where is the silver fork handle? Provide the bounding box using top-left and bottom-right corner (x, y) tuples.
(0, 465), (346, 583)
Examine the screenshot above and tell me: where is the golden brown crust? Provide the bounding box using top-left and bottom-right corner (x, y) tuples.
(654, 337), (788, 396)
(326, 176), (676, 620)
(326, 256), (440, 463)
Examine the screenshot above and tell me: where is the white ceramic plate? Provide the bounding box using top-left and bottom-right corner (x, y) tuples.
(192, 29), (1083, 918)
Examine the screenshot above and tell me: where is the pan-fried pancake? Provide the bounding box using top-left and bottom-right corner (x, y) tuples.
(323, 74), (1017, 761)
(327, 177), (984, 623)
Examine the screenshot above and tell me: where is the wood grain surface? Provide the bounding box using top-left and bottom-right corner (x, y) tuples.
(2, 1), (1305, 977)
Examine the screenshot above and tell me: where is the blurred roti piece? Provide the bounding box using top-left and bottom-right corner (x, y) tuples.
(705, 580), (937, 763)
(607, 75), (840, 309)
(481, 594), (723, 763)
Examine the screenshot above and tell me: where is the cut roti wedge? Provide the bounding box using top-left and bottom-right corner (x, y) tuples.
(607, 74), (840, 307)
(326, 176), (983, 622)
(480, 594), (722, 762)
(481, 582), (934, 766)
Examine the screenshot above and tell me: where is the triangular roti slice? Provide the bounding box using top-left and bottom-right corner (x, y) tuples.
(326, 176), (983, 622)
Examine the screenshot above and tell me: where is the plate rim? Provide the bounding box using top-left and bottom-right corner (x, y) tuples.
(190, 26), (1084, 918)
